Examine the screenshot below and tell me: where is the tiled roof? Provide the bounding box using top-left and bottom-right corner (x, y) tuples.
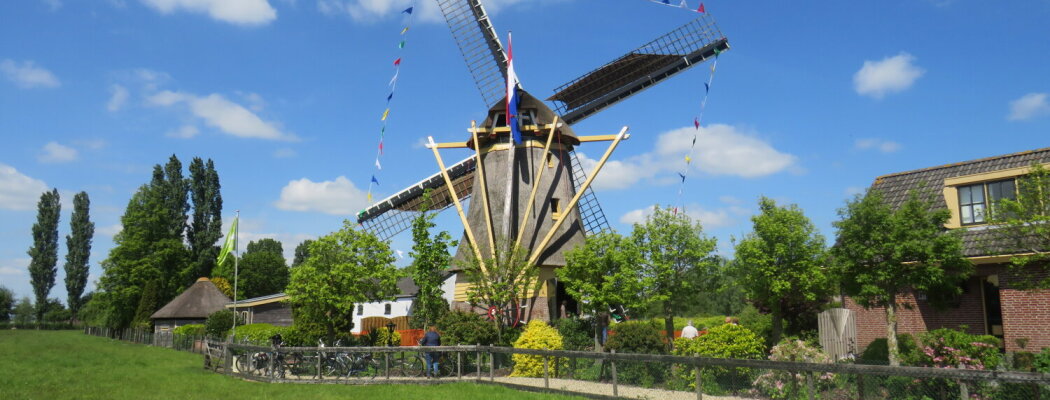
(868, 147), (1050, 257)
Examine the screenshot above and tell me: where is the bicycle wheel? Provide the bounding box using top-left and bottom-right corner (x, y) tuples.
(236, 354), (254, 374)
(363, 358), (381, 379)
(404, 356), (426, 377)
(437, 356), (453, 378)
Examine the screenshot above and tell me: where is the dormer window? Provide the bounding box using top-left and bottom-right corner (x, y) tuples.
(958, 179), (1016, 225)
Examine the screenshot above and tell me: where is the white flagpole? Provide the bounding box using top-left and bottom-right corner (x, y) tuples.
(231, 210), (240, 342)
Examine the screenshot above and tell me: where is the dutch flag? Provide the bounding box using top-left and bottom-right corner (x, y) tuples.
(506, 32), (522, 144)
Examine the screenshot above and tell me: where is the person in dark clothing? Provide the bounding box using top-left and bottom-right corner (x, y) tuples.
(419, 325), (441, 377)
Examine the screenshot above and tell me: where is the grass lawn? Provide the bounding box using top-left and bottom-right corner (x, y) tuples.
(0, 330), (579, 400)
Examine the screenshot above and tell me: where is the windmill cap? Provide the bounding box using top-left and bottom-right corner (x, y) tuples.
(196, 277), (211, 282)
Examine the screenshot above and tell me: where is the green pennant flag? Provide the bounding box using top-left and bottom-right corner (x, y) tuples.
(217, 217), (238, 266)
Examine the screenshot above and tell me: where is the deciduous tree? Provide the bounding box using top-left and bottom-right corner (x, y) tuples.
(239, 238), (289, 298)
(559, 231), (644, 351)
(28, 189), (61, 323)
(631, 206), (719, 348)
(408, 197), (453, 328)
(832, 190), (972, 366)
(0, 286), (13, 322)
(64, 191), (93, 321)
(286, 222), (401, 342)
(732, 197), (829, 346)
(989, 163), (1050, 289)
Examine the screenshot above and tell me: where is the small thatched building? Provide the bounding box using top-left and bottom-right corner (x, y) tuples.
(151, 277), (231, 333)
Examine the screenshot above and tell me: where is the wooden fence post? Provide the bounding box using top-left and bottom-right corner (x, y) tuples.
(543, 352), (550, 391)
(385, 352), (390, 380)
(489, 345), (495, 381)
(457, 350), (463, 379)
(611, 349), (618, 398)
(696, 365), (703, 400)
(807, 372), (815, 400)
(476, 344), (481, 381)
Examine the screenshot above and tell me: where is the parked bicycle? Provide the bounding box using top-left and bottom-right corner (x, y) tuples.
(318, 339), (379, 379)
(398, 351), (452, 378)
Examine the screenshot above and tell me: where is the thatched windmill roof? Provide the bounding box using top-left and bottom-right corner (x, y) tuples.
(150, 277), (232, 320)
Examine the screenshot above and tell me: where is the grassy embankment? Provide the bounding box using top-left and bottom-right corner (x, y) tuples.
(0, 330), (578, 400)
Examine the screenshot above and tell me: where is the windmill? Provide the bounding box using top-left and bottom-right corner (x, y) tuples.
(356, 0), (729, 323)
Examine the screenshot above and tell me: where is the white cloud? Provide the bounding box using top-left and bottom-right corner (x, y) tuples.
(42, 0), (62, 11)
(853, 52), (924, 99)
(166, 125), (200, 139)
(139, 0), (277, 26)
(0, 258), (30, 276)
(107, 84), (130, 112)
(317, 0), (531, 22)
(76, 139), (108, 150)
(619, 203), (733, 229)
(236, 231), (316, 261)
(39, 142), (79, 163)
(576, 124), (796, 191)
(845, 186), (865, 197)
(275, 176), (370, 215)
(854, 138), (902, 153)
(1007, 93), (1050, 121)
(0, 59), (60, 89)
(0, 163), (50, 211)
(148, 91), (296, 141)
(273, 148), (297, 158)
(97, 224), (123, 237)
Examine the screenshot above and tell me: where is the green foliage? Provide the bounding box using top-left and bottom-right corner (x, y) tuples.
(674, 323), (764, 393)
(648, 315), (725, 331)
(40, 298), (70, 323)
(63, 191), (93, 321)
(459, 238), (539, 343)
(185, 158), (223, 287)
(204, 309), (244, 338)
(859, 334), (918, 364)
(292, 239), (313, 268)
(733, 197), (829, 346)
(173, 324), (206, 336)
(607, 320), (668, 387)
(76, 293), (105, 327)
(911, 328), (1001, 370)
(408, 195), (452, 329)
(510, 320), (564, 377)
(437, 310), (498, 346)
(832, 189), (972, 365)
(1035, 348), (1050, 373)
(753, 339), (835, 399)
(737, 304), (772, 343)
(29, 188), (61, 322)
(375, 328), (402, 347)
(238, 239), (289, 298)
(989, 163), (1050, 289)
(210, 276), (233, 298)
(13, 297), (34, 324)
(559, 231), (644, 350)
(286, 221), (401, 342)
(0, 286), (13, 322)
(131, 279), (159, 328)
(283, 323), (326, 347)
(631, 206), (719, 347)
(232, 323), (290, 345)
(553, 317), (594, 351)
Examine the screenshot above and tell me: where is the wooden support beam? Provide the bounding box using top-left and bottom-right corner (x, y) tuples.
(426, 133), (628, 150)
(515, 115), (558, 250)
(471, 120), (497, 260)
(527, 126), (629, 267)
(428, 136), (486, 271)
(576, 134), (631, 143)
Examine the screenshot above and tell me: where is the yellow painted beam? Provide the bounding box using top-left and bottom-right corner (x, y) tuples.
(472, 120), (497, 260)
(516, 115), (559, 250)
(428, 136), (486, 272)
(577, 134), (631, 142)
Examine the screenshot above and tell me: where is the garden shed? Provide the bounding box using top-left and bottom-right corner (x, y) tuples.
(151, 277), (232, 333)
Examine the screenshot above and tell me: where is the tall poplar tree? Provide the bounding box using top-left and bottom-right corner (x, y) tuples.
(28, 189), (61, 323)
(64, 191), (94, 321)
(186, 157), (223, 284)
(408, 201), (453, 329)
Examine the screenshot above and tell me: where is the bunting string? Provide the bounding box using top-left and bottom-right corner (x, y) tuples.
(644, 0), (705, 13)
(675, 46), (721, 215)
(366, 5), (416, 207)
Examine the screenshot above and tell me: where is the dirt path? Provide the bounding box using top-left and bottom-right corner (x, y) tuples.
(492, 376), (755, 400)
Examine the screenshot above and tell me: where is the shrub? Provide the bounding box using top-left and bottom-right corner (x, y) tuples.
(649, 315), (726, 331)
(437, 310), (498, 346)
(752, 339), (835, 399)
(204, 310), (244, 338)
(375, 328), (402, 347)
(674, 323), (764, 393)
(511, 320), (564, 377)
(859, 334), (918, 365)
(173, 324), (206, 336)
(553, 317), (594, 351)
(1035, 347), (1050, 373)
(912, 328), (1001, 370)
(606, 320), (667, 386)
(232, 323), (289, 345)
(283, 323), (325, 346)
(736, 305), (771, 346)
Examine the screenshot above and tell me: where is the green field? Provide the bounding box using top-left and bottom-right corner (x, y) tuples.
(0, 330), (578, 400)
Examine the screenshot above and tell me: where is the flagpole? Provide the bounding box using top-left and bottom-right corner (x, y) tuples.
(231, 210), (239, 342)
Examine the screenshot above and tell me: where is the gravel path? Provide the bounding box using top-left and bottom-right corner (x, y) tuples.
(493, 376), (756, 400)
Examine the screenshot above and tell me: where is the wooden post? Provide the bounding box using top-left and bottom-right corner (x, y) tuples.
(428, 136), (486, 268)
(317, 350), (322, 381)
(611, 349), (618, 398)
(476, 344), (481, 381)
(527, 127), (629, 266)
(807, 373), (815, 400)
(457, 350), (463, 379)
(515, 116), (558, 250)
(543, 354), (550, 390)
(489, 345), (495, 381)
(856, 374), (863, 400)
(471, 121), (497, 259)
(696, 365), (703, 400)
(385, 352), (390, 379)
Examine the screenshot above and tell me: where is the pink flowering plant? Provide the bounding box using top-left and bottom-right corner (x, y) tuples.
(911, 328), (1001, 370)
(752, 339), (836, 399)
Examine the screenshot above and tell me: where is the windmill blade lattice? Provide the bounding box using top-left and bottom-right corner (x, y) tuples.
(569, 150), (612, 235)
(357, 157), (475, 240)
(548, 14), (729, 125)
(437, 0), (508, 107)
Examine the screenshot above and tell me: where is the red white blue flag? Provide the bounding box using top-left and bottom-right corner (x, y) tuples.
(506, 32), (522, 144)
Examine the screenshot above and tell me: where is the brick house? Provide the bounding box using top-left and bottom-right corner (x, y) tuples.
(845, 147), (1050, 353)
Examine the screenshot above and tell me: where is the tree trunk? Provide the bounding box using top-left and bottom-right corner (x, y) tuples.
(664, 301), (675, 351)
(771, 301), (784, 348)
(594, 312), (607, 352)
(885, 300), (900, 367)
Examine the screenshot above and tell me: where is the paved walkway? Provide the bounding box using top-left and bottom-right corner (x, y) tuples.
(493, 376), (754, 400)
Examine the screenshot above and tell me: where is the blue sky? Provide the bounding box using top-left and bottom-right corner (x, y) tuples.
(2, 0), (1049, 303)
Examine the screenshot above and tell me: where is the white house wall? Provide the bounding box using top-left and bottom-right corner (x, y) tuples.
(351, 297), (413, 334)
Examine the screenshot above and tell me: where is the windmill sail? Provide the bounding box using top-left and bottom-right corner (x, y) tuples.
(437, 0), (508, 107)
(357, 157), (475, 240)
(549, 15), (729, 125)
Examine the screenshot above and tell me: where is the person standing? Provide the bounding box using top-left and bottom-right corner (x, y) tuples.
(681, 320), (699, 339)
(419, 325), (441, 378)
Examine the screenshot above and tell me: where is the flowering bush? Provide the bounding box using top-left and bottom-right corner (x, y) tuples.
(510, 320), (564, 377)
(912, 328), (1001, 370)
(752, 339), (835, 399)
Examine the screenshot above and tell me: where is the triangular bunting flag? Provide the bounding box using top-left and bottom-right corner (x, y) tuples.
(697, 3), (705, 13)
(678, 172), (687, 182)
(375, 159), (382, 169)
(694, 118), (700, 129)
(685, 155), (692, 163)
(704, 82), (710, 93)
(379, 141), (384, 154)
(367, 192), (373, 203)
(381, 109), (390, 121)
(402, 7), (413, 14)
(393, 58), (401, 66)
(371, 175), (379, 185)
(679, 0), (688, 8)
(401, 27), (409, 35)
(399, 40), (406, 49)
(387, 93), (393, 102)
(389, 70), (399, 86)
